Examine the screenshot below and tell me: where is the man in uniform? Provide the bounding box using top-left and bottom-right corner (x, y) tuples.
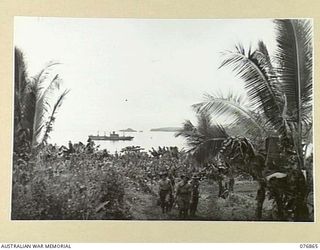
(189, 173), (200, 217)
(158, 172), (173, 214)
(175, 173), (192, 219)
(167, 168), (176, 211)
(217, 166), (224, 197)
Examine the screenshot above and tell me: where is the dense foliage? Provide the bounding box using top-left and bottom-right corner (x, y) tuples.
(11, 144), (197, 220)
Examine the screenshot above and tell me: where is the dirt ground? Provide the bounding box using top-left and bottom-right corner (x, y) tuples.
(126, 179), (277, 221)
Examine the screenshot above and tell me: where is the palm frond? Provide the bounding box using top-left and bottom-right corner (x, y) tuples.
(30, 61), (62, 146)
(40, 89), (69, 146)
(14, 47), (28, 94)
(31, 61), (61, 88)
(219, 43), (287, 136)
(13, 49), (67, 152)
(176, 113), (228, 163)
(175, 120), (195, 137)
(193, 92), (269, 135)
(14, 47), (29, 127)
(32, 74), (62, 143)
(274, 19), (313, 168)
(274, 19), (313, 123)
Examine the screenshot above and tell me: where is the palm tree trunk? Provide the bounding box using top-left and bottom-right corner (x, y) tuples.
(291, 22), (304, 169)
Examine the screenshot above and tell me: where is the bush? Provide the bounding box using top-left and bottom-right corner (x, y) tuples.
(12, 153), (131, 220)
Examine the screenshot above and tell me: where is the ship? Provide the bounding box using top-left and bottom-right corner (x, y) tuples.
(88, 131), (134, 141)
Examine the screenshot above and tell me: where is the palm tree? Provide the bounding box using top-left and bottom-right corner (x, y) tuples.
(274, 19), (313, 169)
(193, 92), (276, 144)
(176, 111), (263, 200)
(175, 112), (228, 165)
(14, 47), (69, 152)
(195, 19), (313, 170)
(191, 19), (312, 221)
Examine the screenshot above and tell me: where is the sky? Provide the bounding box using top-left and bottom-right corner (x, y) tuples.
(14, 17), (277, 145)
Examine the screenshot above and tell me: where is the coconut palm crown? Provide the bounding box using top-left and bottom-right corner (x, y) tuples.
(175, 112), (228, 164)
(194, 19), (313, 169)
(14, 47), (69, 152)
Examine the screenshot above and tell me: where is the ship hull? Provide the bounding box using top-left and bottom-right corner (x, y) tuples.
(88, 135), (134, 141)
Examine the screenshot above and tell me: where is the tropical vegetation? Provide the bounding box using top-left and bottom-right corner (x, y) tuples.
(177, 19), (313, 221)
(12, 19), (313, 222)
(194, 19), (313, 169)
(14, 47), (69, 155)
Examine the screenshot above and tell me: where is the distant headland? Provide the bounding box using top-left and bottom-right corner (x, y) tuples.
(150, 127), (181, 132)
(119, 128), (137, 132)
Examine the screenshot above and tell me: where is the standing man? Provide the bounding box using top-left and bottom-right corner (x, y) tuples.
(226, 162), (235, 192)
(175, 173), (192, 219)
(158, 172), (173, 214)
(217, 166), (224, 197)
(167, 167), (176, 211)
(86, 138), (95, 153)
(189, 173), (200, 217)
(68, 140), (75, 154)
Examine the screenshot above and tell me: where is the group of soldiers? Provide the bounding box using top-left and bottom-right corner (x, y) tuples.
(158, 171), (200, 219)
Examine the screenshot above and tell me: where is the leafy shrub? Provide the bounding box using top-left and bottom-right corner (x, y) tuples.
(12, 153), (130, 220)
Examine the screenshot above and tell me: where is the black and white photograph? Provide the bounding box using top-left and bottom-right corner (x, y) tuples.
(12, 17), (314, 221)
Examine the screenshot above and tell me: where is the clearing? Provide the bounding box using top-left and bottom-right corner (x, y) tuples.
(126, 179), (275, 221)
